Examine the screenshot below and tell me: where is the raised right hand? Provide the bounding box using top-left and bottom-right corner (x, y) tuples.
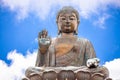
(38, 30), (51, 54)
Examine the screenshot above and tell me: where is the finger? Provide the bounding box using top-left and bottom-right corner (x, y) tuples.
(42, 30), (48, 38)
(38, 32), (42, 38)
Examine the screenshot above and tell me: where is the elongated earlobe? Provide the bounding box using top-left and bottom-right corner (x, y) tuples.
(74, 31), (78, 35)
(58, 30), (62, 35)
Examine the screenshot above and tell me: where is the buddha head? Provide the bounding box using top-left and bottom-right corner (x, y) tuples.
(56, 6), (80, 35)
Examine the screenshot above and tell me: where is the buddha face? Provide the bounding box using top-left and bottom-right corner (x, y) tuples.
(57, 12), (78, 34)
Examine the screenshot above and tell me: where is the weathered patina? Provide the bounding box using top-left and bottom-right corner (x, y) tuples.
(23, 6), (112, 80)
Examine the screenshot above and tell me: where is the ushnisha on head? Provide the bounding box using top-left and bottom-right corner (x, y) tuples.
(56, 6), (80, 35)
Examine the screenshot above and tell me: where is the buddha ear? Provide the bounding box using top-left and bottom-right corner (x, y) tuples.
(57, 21), (62, 35)
(74, 20), (80, 35)
(58, 24), (62, 35)
(73, 21), (79, 35)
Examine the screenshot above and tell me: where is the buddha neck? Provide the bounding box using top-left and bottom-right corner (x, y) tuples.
(61, 33), (75, 38)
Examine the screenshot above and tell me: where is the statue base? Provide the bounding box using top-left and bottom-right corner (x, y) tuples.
(23, 66), (112, 80)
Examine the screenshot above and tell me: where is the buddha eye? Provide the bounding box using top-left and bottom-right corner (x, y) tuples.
(61, 17), (66, 20)
(70, 17), (75, 20)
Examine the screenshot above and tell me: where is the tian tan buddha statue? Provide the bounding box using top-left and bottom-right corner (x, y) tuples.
(23, 6), (112, 80)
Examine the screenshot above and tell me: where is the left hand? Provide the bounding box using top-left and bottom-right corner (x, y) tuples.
(86, 58), (100, 68)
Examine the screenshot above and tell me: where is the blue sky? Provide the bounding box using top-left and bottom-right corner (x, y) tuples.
(0, 0), (120, 79)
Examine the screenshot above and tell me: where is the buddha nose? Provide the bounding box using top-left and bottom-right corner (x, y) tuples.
(66, 19), (70, 25)
(66, 22), (70, 25)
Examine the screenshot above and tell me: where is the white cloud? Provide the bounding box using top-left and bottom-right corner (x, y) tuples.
(93, 13), (110, 29)
(1, 0), (120, 20)
(0, 50), (37, 80)
(0, 49), (120, 80)
(104, 58), (120, 80)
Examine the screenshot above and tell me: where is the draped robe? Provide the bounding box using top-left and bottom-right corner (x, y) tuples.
(27, 36), (109, 79)
(35, 36), (96, 67)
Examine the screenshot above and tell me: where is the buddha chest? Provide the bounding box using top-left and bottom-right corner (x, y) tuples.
(54, 37), (80, 66)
